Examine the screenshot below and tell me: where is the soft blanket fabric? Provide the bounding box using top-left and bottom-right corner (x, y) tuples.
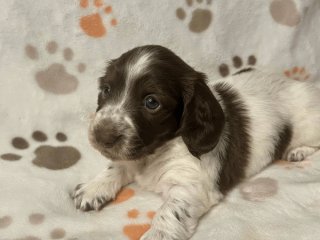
(1, 0), (320, 239)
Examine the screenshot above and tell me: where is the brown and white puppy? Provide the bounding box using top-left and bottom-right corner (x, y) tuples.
(72, 45), (320, 240)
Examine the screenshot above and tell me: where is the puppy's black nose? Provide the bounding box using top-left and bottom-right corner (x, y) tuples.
(95, 131), (120, 148)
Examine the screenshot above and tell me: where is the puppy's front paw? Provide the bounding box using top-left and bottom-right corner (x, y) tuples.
(71, 182), (112, 211)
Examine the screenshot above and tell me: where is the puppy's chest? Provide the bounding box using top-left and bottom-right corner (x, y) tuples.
(133, 138), (200, 193)
(133, 157), (204, 196)
(134, 162), (167, 193)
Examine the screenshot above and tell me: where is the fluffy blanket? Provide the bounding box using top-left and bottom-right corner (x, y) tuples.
(1, 0), (320, 239)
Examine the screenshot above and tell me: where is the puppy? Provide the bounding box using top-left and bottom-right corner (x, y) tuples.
(72, 45), (320, 240)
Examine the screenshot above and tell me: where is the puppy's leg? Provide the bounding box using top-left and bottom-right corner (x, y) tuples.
(71, 162), (138, 211)
(286, 146), (320, 162)
(141, 185), (221, 240)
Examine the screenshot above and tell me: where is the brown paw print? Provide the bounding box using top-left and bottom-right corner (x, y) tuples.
(25, 41), (86, 95)
(1, 213), (72, 240)
(79, 0), (117, 38)
(176, 0), (213, 33)
(270, 0), (301, 27)
(274, 159), (312, 170)
(239, 177), (278, 202)
(284, 66), (310, 81)
(1, 131), (81, 170)
(123, 210), (156, 240)
(218, 55), (257, 77)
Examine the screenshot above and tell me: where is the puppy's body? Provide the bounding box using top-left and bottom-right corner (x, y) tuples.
(72, 46), (320, 240)
(215, 70), (320, 178)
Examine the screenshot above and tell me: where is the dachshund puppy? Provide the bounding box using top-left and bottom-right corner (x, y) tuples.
(72, 45), (320, 240)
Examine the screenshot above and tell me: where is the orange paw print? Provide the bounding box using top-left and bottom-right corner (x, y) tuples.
(123, 210), (156, 240)
(274, 159), (312, 170)
(79, 0), (117, 38)
(109, 188), (135, 205)
(284, 66), (310, 81)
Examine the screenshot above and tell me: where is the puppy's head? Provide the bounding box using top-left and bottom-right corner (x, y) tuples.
(89, 45), (225, 161)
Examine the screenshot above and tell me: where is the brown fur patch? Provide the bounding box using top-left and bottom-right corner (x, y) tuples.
(272, 124), (292, 161)
(214, 83), (251, 194)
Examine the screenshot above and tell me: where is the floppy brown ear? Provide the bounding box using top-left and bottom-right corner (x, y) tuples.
(177, 72), (225, 159)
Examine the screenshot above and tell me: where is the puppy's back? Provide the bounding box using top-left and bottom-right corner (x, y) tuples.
(209, 68), (320, 177)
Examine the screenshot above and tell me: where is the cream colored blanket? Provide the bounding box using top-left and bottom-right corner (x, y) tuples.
(1, 0), (320, 239)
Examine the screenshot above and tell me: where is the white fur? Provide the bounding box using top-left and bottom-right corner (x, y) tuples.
(286, 146), (320, 162)
(91, 50), (153, 148)
(73, 68), (320, 239)
(127, 50), (153, 82)
(71, 161), (139, 211)
(120, 50), (153, 109)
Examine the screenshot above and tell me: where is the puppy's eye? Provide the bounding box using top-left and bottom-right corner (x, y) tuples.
(103, 86), (110, 95)
(145, 97), (159, 110)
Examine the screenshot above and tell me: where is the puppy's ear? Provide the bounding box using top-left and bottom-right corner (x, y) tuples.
(177, 72), (225, 159)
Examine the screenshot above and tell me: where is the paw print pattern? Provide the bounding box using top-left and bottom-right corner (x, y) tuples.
(1, 131), (81, 170)
(274, 159), (312, 170)
(284, 66), (310, 81)
(270, 0), (301, 27)
(0, 215), (12, 229)
(79, 0), (117, 38)
(109, 188), (135, 205)
(176, 0), (213, 33)
(123, 210), (156, 240)
(0, 213), (71, 240)
(218, 55), (257, 77)
(239, 177), (278, 202)
(25, 41), (86, 95)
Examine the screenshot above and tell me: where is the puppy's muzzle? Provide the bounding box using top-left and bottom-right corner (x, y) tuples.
(94, 122), (122, 148)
